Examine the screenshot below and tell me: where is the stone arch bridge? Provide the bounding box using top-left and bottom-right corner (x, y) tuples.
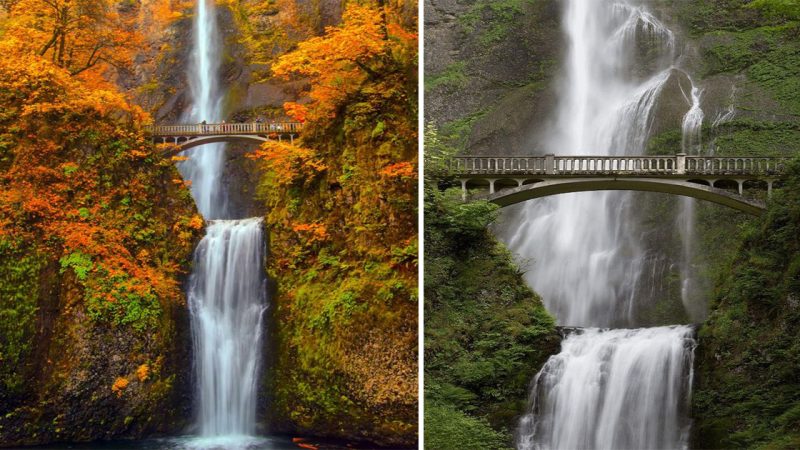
(453, 154), (789, 216)
(145, 122), (304, 156)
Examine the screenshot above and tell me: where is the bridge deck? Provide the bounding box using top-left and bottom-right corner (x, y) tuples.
(451, 154), (788, 177)
(146, 122), (303, 137)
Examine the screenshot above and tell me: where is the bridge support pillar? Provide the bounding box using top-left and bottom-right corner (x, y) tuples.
(737, 180), (744, 195)
(487, 179), (497, 194)
(676, 153), (686, 175)
(290, 134), (295, 144)
(460, 179), (467, 201)
(768, 180), (774, 197)
(514, 179), (525, 187)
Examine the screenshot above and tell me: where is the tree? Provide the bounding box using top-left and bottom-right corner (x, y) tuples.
(271, 1), (417, 122)
(5, 0), (142, 77)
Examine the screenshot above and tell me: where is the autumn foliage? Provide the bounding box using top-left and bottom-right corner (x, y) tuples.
(249, 0), (418, 443)
(1, 0), (185, 88)
(247, 141), (327, 187)
(271, 2), (417, 123)
(0, 36), (200, 330)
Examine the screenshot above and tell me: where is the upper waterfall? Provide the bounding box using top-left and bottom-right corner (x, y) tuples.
(499, 0), (681, 328)
(179, 0), (229, 219)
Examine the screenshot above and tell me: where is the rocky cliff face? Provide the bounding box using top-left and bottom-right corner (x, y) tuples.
(0, 272), (196, 445)
(425, 0), (562, 154)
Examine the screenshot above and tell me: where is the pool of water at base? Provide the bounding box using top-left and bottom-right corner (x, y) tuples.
(19, 434), (410, 450)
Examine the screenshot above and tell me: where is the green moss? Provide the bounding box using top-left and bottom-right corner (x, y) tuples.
(671, 0), (775, 35)
(0, 239), (43, 400)
(646, 129), (683, 154)
(460, 0), (533, 47)
(710, 120), (800, 156)
(747, 0), (800, 21)
(439, 108), (490, 151)
(426, 62), (468, 93)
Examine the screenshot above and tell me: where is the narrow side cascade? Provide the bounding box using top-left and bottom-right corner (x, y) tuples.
(188, 219), (267, 436)
(677, 81), (705, 322)
(517, 326), (696, 450)
(506, 1), (701, 448)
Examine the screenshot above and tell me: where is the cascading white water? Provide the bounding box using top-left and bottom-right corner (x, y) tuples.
(178, 0), (268, 442)
(500, 0), (676, 327)
(507, 1), (700, 448)
(188, 219), (266, 436)
(517, 326), (696, 450)
(179, 0), (228, 219)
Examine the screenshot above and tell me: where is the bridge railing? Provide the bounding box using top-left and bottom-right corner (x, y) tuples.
(685, 156), (784, 174)
(451, 154), (789, 176)
(145, 122), (304, 136)
(554, 156), (677, 174)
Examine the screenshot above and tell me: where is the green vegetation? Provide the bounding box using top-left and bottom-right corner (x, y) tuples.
(0, 239), (43, 401)
(692, 158), (800, 449)
(711, 121), (800, 156)
(426, 61), (468, 92)
(460, 0), (533, 46)
(702, 24), (800, 115)
(438, 108), (490, 151)
(425, 402), (512, 450)
(424, 127), (559, 448)
(747, 0), (800, 20)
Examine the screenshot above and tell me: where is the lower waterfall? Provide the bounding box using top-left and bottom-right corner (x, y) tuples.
(187, 218), (267, 437)
(517, 326), (696, 450)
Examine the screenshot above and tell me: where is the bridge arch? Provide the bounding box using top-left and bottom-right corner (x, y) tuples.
(147, 122), (303, 157)
(160, 135), (270, 156)
(482, 177), (768, 216)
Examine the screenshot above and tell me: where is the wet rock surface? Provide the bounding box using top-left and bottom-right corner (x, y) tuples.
(425, 0), (561, 155)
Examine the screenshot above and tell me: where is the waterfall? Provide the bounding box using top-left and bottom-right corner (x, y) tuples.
(517, 326), (696, 450)
(178, 0), (268, 442)
(507, 1), (699, 448)
(179, 0), (228, 219)
(188, 219), (266, 436)
(501, 0), (676, 327)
